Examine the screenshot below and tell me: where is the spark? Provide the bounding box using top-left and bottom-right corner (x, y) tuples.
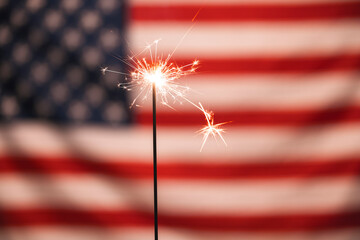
(197, 103), (230, 152)
(102, 40), (199, 109)
(192, 8), (202, 22)
(101, 67), (108, 75)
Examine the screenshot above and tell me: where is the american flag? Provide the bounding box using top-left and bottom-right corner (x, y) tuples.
(1, 0), (360, 239)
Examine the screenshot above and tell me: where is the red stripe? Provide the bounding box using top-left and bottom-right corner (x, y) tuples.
(174, 54), (360, 74)
(136, 106), (360, 127)
(1, 156), (359, 180)
(131, 2), (360, 22)
(1, 208), (359, 231)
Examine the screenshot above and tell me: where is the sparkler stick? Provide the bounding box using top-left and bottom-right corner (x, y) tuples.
(152, 82), (158, 240)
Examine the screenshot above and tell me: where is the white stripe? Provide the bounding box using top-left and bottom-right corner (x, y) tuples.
(1, 122), (360, 162)
(0, 175), (359, 215)
(130, 0), (357, 6)
(133, 71), (360, 111)
(129, 21), (360, 58)
(2, 227), (360, 240)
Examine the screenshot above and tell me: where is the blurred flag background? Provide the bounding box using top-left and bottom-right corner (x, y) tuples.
(1, 0), (360, 239)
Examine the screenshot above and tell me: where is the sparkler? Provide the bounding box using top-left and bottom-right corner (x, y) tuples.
(102, 40), (199, 240)
(102, 39), (229, 240)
